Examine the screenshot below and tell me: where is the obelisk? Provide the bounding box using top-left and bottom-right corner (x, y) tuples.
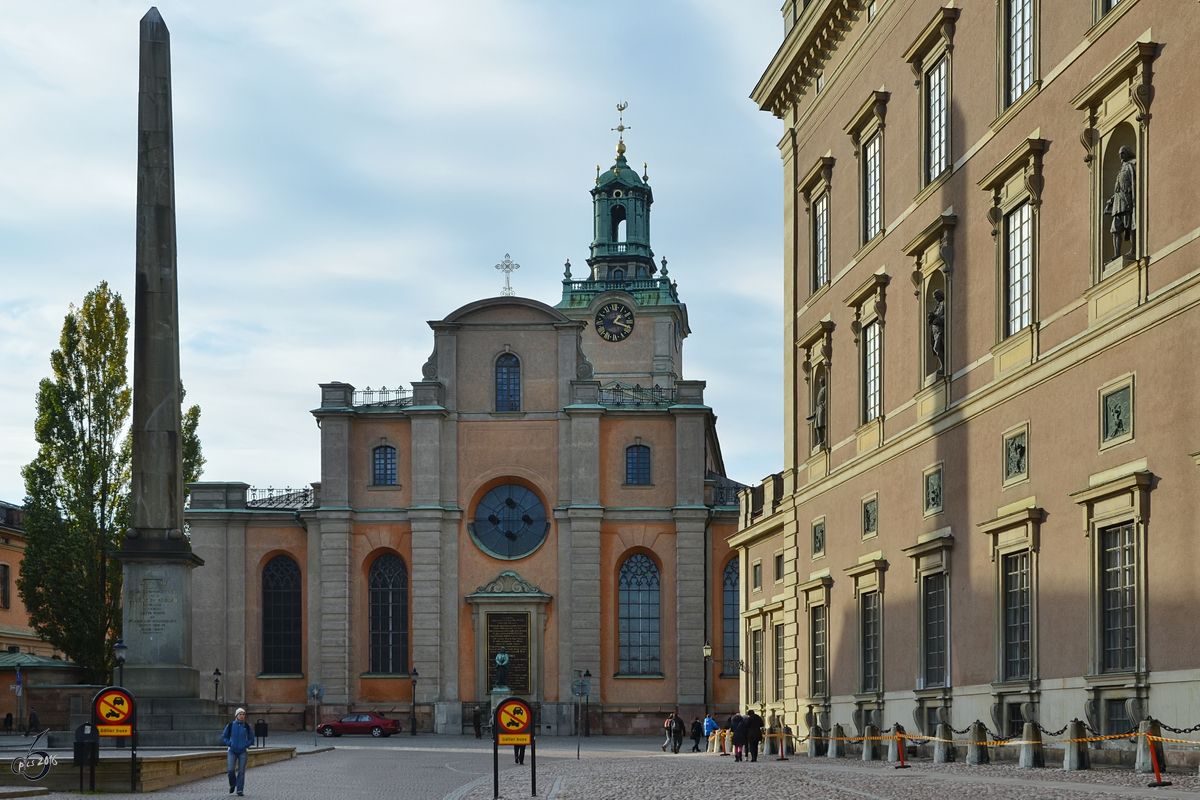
(119, 6), (203, 700)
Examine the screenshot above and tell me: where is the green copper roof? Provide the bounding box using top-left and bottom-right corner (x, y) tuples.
(596, 154), (647, 189)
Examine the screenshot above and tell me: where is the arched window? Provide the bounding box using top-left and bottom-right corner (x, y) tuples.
(610, 205), (627, 242)
(372, 445), (397, 486)
(368, 553), (409, 674)
(610, 268), (625, 281)
(625, 444), (651, 485)
(722, 557), (740, 675)
(496, 354), (521, 412)
(618, 553), (660, 675)
(262, 555), (302, 675)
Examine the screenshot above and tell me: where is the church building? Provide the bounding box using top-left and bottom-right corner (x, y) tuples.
(186, 133), (745, 734)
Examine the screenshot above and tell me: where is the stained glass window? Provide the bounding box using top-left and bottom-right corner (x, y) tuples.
(495, 354), (521, 412)
(369, 553), (409, 674)
(722, 558), (740, 676)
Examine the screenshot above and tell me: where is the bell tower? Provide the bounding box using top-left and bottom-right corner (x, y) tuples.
(588, 103), (656, 281)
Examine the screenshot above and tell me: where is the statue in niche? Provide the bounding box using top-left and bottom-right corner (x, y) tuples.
(493, 647), (509, 689)
(1104, 146), (1136, 261)
(927, 289), (946, 375)
(806, 375), (827, 448)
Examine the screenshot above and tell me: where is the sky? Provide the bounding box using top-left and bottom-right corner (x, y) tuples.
(0, 1), (786, 502)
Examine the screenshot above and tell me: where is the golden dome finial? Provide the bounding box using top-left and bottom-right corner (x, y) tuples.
(611, 101), (630, 157)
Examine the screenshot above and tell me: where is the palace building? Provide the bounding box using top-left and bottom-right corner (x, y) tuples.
(736, 0), (1200, 745)
(186, 133), (745, 734)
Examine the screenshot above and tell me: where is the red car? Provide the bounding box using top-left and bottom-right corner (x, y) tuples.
(318, 712), (399, 738)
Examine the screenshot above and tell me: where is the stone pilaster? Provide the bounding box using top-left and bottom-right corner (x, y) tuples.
(317, 511), (352, 705)
(565, 396), (603, 703)
(672, 388), (709, 712)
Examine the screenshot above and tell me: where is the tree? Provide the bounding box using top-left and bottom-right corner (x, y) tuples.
(17, 282), (204, 682)
(181, 385), (206, 492)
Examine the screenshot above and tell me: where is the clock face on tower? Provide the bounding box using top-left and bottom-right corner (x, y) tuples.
(470, 484), (550, 560)
(595, 302), (635, 342)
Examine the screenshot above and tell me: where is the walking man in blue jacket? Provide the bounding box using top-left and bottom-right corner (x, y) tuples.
(223, 708), (255, 795)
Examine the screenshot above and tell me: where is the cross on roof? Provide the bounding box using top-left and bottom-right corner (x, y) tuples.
(495, 253), (520, 297)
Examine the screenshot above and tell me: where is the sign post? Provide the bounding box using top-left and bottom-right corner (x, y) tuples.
(493, 696), (535, 798)
(92, 686), (137, 792)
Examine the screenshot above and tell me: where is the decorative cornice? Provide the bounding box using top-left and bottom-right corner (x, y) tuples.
(844, 89), (891, 152)
(902, 7), (960, 81)
(979, 137), (1048, 233)
(799, 155), (836, 203)
(751, 0), (864, 119)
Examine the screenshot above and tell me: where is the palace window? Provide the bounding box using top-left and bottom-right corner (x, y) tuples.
(751, 628), (764, 702)
(618, 554), (661, 675)
(925, 56), (950, 184)
(860, 590), (881, 693)
(813, 192), (830, 290)
(368, 553), (409, 674)
(625, 444), (651, 485)
(922, 572), (947, 687)
(1006, 0), (1034, 106)
(0, 564), (8, 609)
(774, 553), (784, 583)
(811, 604), (828, 697)
(1005, 202), (1033, 336)
(495, 353), (521, 412)
(1102, 522), (1137, 672)
(863, 133), (883, 242)
(774, 623), (786, 701)
(862, 320), (882, 422)
(262, 555), (303, 675)
(752, 561), (763, 591)
(372, 445), (397, 486)
(722, 558), (740, 676)
(1003, 551), (1031, 680)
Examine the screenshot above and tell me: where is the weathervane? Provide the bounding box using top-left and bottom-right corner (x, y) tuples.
(612, 101), (630, 156)
(496, 253), (520, 297)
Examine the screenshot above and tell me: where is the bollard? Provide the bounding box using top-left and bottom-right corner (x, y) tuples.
(1134, 719), (1165, 775)
(862, 723), (880, 761)
(933, 722), (954, 763)
(808, 726), (825, 758)
(966, 721), (989, 765)
(1062, 720), (1090, 771)
(1019, 722), (1044, 768)
(827, 723), (844, 758)
(888, 723), (905, 763)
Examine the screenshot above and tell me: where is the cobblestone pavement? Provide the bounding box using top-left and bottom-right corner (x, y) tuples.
(24, 735), (1200, 799)
(462, 750), (1200, 800)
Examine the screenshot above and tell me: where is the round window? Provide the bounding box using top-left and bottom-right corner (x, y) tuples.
(613, 190), (623, 198)
(470, 484), (549, 559)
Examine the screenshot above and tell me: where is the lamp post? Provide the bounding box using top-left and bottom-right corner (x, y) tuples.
(213, 669), (222, 704)
(113, 638), (127, 687)
(583, 669), (591, 737)
(410, 668), (419, 736)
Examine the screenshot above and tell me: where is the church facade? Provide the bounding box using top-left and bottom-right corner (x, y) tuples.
(186, 139), (745, 734)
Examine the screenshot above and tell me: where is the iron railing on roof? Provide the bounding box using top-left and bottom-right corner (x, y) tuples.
(352, 386), (414, 407)
(713, 483), (743, 508)
(247, 486), (315, 509)
(598, 383), (677, 407)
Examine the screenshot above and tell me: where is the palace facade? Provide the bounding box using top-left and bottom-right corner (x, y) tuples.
(735, 0), (1200, 744)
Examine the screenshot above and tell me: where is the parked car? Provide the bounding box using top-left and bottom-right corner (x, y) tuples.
(318, 712), (399, 738)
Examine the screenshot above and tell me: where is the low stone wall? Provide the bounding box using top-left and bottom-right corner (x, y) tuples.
(0, 747), (295, 792)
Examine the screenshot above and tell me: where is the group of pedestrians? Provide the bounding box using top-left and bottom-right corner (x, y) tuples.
(659, 709), (765, 761)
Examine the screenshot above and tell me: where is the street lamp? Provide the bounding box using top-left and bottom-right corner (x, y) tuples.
(702, 640), (747, 674)
(583, 669), (592, 738)
(410, 668), (419, 736)
(213, 668), (222, 704)
(113, 638), (127, 687)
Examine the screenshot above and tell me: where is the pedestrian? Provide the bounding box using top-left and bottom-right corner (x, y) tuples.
(731, 712), (747, 762)
(703, 713), (719, 753)
(27, 709), (39, 735)
(3, 713), (10, 734)
(661, 713), (673, 752)
(690, 717), (703, 752)
(222, 707), (255, 796)
(513, 743), (526, 765)
(670, 713), (685, 754)
(473, 706), (482, 739)
(745, 710), (764, 762)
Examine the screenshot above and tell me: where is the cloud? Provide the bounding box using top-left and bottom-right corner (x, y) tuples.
(0, 0), (785, 500)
